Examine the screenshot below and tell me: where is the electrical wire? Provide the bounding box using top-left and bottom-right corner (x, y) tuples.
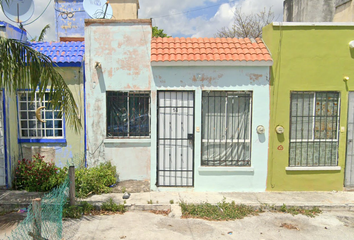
(54, 8), (85, 19)
(23, 0), (53, 26)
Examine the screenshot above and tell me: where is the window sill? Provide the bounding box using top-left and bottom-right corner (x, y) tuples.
(286, 166), (341, 171)
(198, 167), (254, 173)
(18, 138), (66, 143)
(104, 138), (151, 145)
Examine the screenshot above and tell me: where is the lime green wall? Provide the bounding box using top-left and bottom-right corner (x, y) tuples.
(7, 90), (19, 187)
(19, 67), (85, 168)
(263, 23), (354, 191)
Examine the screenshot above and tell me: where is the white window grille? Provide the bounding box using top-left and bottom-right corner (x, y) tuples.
(289, 92), (340, 167)
(18, 91), (64, 139)
(201, 91), (252, 166)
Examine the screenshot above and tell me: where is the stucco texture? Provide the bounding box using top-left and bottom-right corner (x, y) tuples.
(151, 66), (270, 192)
(84, 20), (152, 181)
(263, 23), (354, 191)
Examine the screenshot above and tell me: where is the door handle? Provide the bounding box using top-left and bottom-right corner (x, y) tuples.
(188, 134), (194, 141)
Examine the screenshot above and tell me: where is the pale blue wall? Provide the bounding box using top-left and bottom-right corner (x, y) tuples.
(85, 20), (153, 180)
(151, 66), (270, 192)
(85, 20), (270, 190)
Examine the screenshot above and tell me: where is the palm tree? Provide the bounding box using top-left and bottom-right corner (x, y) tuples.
(0, 1), (81, 131)
(30, 24), (50, 42)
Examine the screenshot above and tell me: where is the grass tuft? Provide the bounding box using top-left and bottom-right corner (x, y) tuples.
(180, 199), (256, 221)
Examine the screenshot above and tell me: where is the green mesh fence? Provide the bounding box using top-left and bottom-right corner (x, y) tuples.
(5, 177), (70, 240)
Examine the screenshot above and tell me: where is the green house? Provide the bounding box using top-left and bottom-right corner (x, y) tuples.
(263, 22), (354, 191)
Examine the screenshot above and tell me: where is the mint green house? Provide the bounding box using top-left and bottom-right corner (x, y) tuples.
(84, 18), (273, 192)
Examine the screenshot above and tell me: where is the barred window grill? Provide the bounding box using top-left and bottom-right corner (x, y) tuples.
(201, 91), (252, 166)
(289, 92), (340, 167)
(106, 91), (150, 138)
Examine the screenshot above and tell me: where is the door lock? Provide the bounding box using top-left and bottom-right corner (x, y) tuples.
(188, 134), (194, 141)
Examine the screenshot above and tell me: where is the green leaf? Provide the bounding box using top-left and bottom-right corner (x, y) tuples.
(0, 37), (81, 131)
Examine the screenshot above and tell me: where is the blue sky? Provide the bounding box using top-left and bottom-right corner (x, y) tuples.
(140, 0), (283, 38)
(0, 0), (283, 41)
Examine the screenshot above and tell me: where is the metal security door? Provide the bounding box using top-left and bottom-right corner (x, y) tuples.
(346, 92), (354, 187)
(157, 91), (194, 187)
(0, 91), (5, 187)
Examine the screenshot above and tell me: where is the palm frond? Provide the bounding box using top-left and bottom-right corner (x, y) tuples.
(0, 36), (82, 131)
(38, 24), (50, 42)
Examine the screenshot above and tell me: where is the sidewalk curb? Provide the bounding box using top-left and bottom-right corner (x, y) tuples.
(1, 201), (354, 213)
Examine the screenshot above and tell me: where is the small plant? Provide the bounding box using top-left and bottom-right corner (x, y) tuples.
(0, 210), (13, 216)
(170, 200), (174, 204)
(123, 200), (126, 204)
(279, 204), (321, 217)
(180, 199), (256, 221)
(81, 201), (94, 214)
(62, 204), (83, 219)
(101, 198), (125, 213)
(280, 204), (287, 213)
(75, 161), (117, 198)
(156, 201), (159, 204)
(121, 187), (126, 193)
(147, 200), (153, 204)
(14, 154), (65, 192)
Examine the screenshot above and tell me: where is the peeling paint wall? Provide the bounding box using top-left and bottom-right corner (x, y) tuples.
(151, 66), (270, 192)
(85, 20), (152, 181)
(55, 0), (89, 41)
(84, 19), (270, 190)
(19, 67), (85, 168)
(109, 0), (139, 19)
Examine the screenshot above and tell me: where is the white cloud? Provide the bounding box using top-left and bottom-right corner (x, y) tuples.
(0, 0), (283, 41)
(140, 0), (283, 38)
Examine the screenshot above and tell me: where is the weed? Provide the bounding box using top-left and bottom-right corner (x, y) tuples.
(62, 204), (83, 219)
(81, 201), (94, 214)
(122, 187), (126, 193)
(170, 200), (174, 204)
(75, 162), (117, 198)
(279, 204), (321, 217)
(101, 198), (125, 213)
(123, 200), (126, 204)
(180, 199), (256, 221)
(0, 210), (13, 216)
(147, 200), (153, 204)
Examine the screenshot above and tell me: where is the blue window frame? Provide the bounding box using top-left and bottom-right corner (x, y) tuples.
(17, 91), (66, 143)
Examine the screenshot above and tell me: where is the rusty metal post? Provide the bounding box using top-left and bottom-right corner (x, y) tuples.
(69, 166), (75, 206)
(32, 198), (41, 240)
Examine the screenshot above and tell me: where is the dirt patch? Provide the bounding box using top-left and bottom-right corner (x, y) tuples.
(111, 180), (150, 193)
(280, 223), (300, 230)
(150, 209), (171, 216)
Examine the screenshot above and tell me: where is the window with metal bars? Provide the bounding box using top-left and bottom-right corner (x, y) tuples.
(106, 91), (150, 138)
(17, 91), (64, 139)
(201, 91), (252, 166)
(289, 92), (340, 167)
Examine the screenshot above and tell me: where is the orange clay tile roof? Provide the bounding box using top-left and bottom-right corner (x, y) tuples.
(151, 37), (272, 63)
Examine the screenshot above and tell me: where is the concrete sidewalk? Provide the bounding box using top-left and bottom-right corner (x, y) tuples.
(82, 191), (354, 212)
(2, 190), (354, 212)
